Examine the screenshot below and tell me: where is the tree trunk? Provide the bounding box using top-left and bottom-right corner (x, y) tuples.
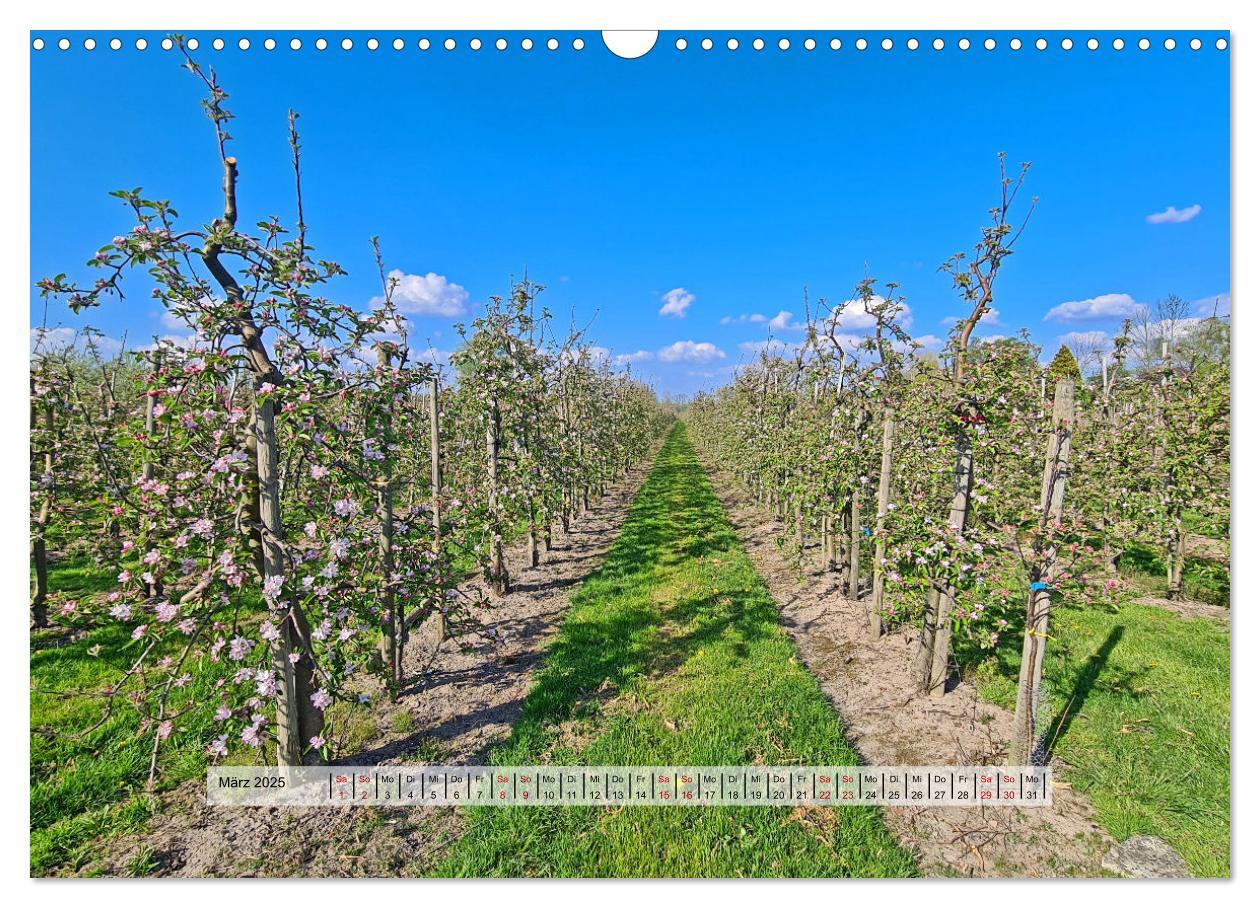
(527, 498), (540, 568)
(429, 377), (445, 641)
(794, 496), (805, 553)
(30, 382), (52, 629)
(923, 423), (975, 697)
(486, 400), (508, 595)
(1012, 377), (1075, 763)
(914, 584), (940, 685)
(1167, 524), (1186, 600)
(870, 407), (895, 639)
(257, 395), (323, 766)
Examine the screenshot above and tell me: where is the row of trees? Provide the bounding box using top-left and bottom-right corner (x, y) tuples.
(31, 43), (670, 774)
(687, 159), (1229, 762)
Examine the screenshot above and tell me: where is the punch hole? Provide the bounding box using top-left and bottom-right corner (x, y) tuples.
(778, 38), (790, 50)
(601, 31), (658, 59)
(31, 37), (44, 50)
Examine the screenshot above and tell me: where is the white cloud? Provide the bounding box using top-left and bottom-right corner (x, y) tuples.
(1043, 293), (1140, 322)
(658, 340), (726, 364)
(911, 334), (945, 353)
(1058, 330), (1111, 350)
(721, 313), (768, 326)
(1190, 292), (1230, 318)
(1146, 204), (1202, 225)
(767, 310), (800, 331)
(30, 327), (123, 358)
(659, 287), (695, 318)
(825, 295), (914, 332)
(739, 338), (803, 357)
(614, 350), (654, 365)
(374, 269), (469, 317)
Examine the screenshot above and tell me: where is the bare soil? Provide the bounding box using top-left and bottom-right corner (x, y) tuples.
(700, 458), (1118, 878)
(87, 458), (656, 878)
(1133, 595), (1230, 625)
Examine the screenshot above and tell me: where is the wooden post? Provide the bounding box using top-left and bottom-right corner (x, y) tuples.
(257, 394), (323, 766)
(375, 348), (400, 691)
(869, 406), (895, 639)
(1012, 377), (1075, 763)
(848, 490), (862, 600)
(429, 376), (444, 640)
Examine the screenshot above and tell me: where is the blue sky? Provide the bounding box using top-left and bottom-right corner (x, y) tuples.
(30, 30), (1230, 395)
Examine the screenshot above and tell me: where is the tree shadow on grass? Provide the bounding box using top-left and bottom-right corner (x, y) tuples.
(1042, 624), (1125, 759)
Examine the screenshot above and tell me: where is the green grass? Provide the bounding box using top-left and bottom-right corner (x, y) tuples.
(1118, 544), (1230, 608)
(434, 424), (916, 878)
(976, 598), (1230, 877)
(30, 616), (223, 875)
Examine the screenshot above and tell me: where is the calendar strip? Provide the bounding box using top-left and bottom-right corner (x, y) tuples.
(208, 765), (1051, 807)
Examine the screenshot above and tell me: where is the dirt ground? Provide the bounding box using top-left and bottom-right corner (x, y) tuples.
(699, 458), (1119, 878)
(89, 457), (656, 878)
(1134, 595), (1230, 625)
